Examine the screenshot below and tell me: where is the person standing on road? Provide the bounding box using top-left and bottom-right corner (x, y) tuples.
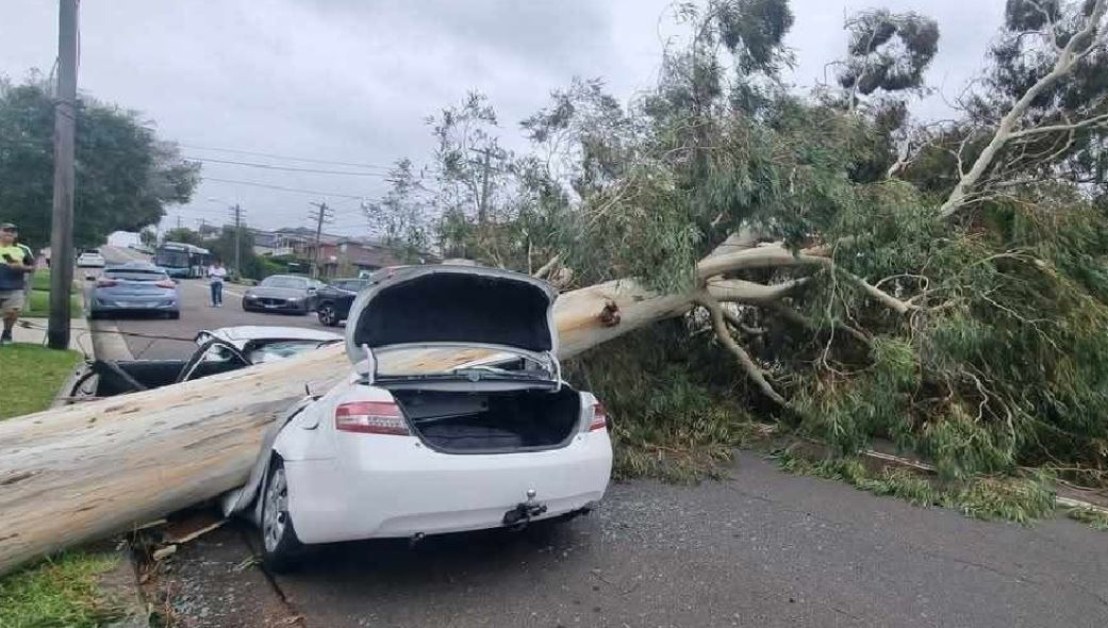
(207, 260), (227, 308)
(0, 223), (35, 346)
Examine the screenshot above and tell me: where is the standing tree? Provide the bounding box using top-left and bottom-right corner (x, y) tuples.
(0, 77), (200, 248)
(940, 0), (1107, 216)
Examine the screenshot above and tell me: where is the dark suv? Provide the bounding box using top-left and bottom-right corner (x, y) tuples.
(314, 277), (370, 326)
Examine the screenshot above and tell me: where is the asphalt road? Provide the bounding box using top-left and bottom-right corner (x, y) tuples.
(93, 246), (1108, 628)
(95, 246), (328, 359)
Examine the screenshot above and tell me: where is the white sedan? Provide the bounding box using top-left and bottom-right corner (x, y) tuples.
(223, 265), (613, 571)
(76, 249), (106, 268)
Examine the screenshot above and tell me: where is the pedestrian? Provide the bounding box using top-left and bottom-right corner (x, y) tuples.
(0, 223), (35, 346)
(207, 259), (227, 307)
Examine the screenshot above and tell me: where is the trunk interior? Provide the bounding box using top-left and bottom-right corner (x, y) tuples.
(390, 388), (582, 453)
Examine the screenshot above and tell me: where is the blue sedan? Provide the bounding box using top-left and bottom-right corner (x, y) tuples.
(88, 264), (181, 319)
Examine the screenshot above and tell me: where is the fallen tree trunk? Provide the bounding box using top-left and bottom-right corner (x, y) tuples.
(0, 276), (699, 576)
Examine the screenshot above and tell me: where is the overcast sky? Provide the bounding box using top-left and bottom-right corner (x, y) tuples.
(1, 0), (1006, 240)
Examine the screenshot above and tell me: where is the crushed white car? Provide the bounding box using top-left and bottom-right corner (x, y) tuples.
(223, 265), (613, 571)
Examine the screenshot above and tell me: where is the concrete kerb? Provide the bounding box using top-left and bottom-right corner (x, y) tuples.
(49, 281), (96, 408)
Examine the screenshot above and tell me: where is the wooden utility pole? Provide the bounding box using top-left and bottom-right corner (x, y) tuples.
(308, 202), (333, 278)
(47, 0), (79, 350)
(229, 204), (244, 276)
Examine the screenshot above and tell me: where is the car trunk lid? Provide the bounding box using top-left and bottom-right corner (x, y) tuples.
(344, 266), (559, 380)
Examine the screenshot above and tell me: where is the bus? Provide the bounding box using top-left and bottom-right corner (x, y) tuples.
(154, 242), (211, 278)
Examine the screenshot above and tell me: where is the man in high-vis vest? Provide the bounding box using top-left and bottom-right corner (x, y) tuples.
(0, 223), (35, 346)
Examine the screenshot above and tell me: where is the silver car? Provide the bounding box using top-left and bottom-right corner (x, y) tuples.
(88, 263), (180, 319)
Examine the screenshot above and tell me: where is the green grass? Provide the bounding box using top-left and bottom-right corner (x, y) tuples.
(0, 347), (122, 628)
(1066, 506), (1108, 531)
(21, 271), (82, 319)
(0, 344), (83, 420)
(0, 553), (124, 628)
(23, 290), (82, 319)
(29, 271), (74, 293)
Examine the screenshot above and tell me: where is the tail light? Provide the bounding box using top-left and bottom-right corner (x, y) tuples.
(155, 280), (176, 288)
(335, 400), (410, 435)
(587, 402), (608, 432)
(96, 278), (118, 287)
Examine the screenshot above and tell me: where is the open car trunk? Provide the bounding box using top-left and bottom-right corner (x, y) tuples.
(390, 387), (582, 454)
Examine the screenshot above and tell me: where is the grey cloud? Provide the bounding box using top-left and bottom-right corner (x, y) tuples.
(0, 0), (1010, 235)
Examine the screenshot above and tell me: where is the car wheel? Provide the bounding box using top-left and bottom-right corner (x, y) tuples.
(260, 458), (303, 573)
(317, 304), (338, 327)
(168, 311), (180, 320)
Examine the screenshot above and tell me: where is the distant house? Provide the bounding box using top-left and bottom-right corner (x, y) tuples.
(259, 227), (436, 277)
(251, 230), (299, 257)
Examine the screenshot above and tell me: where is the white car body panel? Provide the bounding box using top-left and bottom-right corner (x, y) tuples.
(265, 384), (610, 544)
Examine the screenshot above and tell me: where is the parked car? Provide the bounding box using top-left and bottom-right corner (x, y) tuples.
(242, 275), (323, 315)
(222, 265), (613, 572)
(76, 248), (106, 268)
(313, 277), (370, 326)
(88, 264), (181, 319)
(68, 325), (343, 398)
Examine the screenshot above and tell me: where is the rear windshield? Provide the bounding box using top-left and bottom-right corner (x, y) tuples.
(105, 269), (168, 281)
(375, 347), (555, 379)
(85, 249), (100, 255)
(261, 276), (307, 289)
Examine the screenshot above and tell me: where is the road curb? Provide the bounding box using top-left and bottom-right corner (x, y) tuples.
(50, 282), (94, 409)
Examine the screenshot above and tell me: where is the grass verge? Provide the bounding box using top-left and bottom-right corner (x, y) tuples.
(0, 344), (83, 420)
(22, 270), (82, 318)
(0, 553), (124, 628)
(0, 344), (124, 627)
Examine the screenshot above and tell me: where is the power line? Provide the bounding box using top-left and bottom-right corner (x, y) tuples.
(201, 176), (368, 200)
(180, 144), (394, 171)
(185, 156), (392, 177)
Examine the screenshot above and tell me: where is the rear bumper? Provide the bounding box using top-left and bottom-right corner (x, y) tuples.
(90, 297), (178, 313)
(283, 431), (612, 544)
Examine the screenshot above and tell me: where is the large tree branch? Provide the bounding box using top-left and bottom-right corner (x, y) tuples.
(939, 0), (1108, 218)
(696, 244), (828, 278)
(706, 277), (810, 304)
(700, 295), (788, 407)
(1006, 112), (1108, 140)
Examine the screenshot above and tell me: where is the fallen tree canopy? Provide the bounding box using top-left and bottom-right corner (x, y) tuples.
(6, 0), (1108, 577)
(0, 236), (837, 576)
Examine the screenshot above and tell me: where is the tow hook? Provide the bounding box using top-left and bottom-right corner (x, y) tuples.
(503, 489), (547, 530)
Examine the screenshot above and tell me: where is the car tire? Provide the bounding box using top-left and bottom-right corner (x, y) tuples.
(317, 303), (338, 327)
(87, 310), (99, 320)
(168, 311), (180, 320)
(260, 457), (303, 573)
